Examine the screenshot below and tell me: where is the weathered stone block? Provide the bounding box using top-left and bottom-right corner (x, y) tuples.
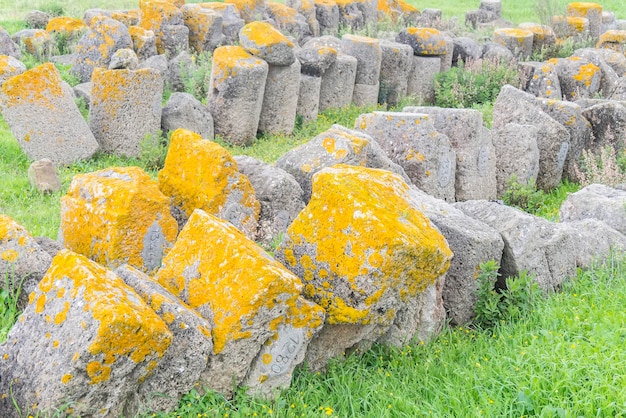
(396, 27), (448, 56)
(378, 40), (412, 106)
(28, 158), (61, 194)
(297, 74), (321, 122)
(492, 123), (540, 196)
(0, 55), (26, 88)
(182, 4), (224, 53)
(567, 1), (602, 38)
(259, 60), (301, 135)
(493, 28), (533, 60)
(549, 56), (601, 100)
(318, 52), (357, 111)
(314, 0), (340, 36)
(581, 101), (626, 154)
(129, 25), (158, 60)
(138, 0), (184, 54)
(406, 55), (440, 103)
(559, 184), (626, 236)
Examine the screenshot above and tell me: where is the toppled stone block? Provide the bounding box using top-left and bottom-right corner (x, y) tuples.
(356, 111), (456, 201)
(162, 92), (214, 139)
(155, 209), (324, 396)
(396, 27), (448, 56)
(0, 55), (26, 88)
(28, 158), (61, 194)
(226, 0), (266, 22)
(208, 45), (268, 145)
(240, 21), (296, 66)
(559, 184), (626, 235)
(519, 61), (562, 99)
(59, 166), (179, 273)
(0, 63), (99, 165)
(561, 219), (626, 268)
(377, 0), (420, 25)
(89, 68), (163, 157)
(115, 265), (214, 413)
(275, 164), (451, 370)
(0, 215), (52, 312)
(11, 29), (54, 60)
(455, 200), (577, 292)
(157, 129), (260, 238)
(276, 124), (409, 202)
(549, 56), (601, 100)
(581, 101), (626, 154)
(452, 37), (482, 66)
(71, 17), (132, 82)
(0, 250), (173, 418)
(297, 74), (322, 122)
(0, 28), (21, 59)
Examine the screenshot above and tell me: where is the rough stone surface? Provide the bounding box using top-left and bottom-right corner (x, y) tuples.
(297, 43), (337, 77)
(493, 85), (570, 191)
(276, 124), (410, 202)
(89, 68), (163, 157)
(481, 41), (515, 62)
(266, 2), (312, 44)
(407, 188), (504, 325)
(492, 123), (540, 196)
(275, 164), (452, 370)
(208, 45), (268, 146)
(0, 55), (26, 88)
(581, 101), (626, 154)
(234, 156), (306, 248)
(318, 52), (357, 111)
(296, 74), (321, 122)
(396, 27), (448, 56)
(493, 28), (533, 60)
(115, 265), (214, 413)
(154, 209), (325, 396)
(162, 92), (214, 139)
(0, 250), (173, 418)
(160, 24), (190, 57)
(560, 218), (626, 268)
(573, 48), (620, 97)
(340, 34), (381, 85)
(520, 61), (562, 100)
(25, 10), (51, 30)
(11, 29), (54, 60)
(59, 166), (178, 273)
(352, 82), (380, 106)
(157, 129), (260, 239)
(378, 40), (412, 106)
(28, 158), (61, 194)
(455, 200), (577, 292)
(138, 0), (184, 54)
(550, 56), (602, 101)
(239, 21), (296, 66)
(406, 55), (440, 103)
(108, 48), (139, 70)
(166, 50), (195, 92)
(314, 0), (340, 36)
(452, 36), (482, 65)
(129, 26), (158, 61)
(0, 63), (99, 165)
(559, 184), (626, 236)
(258, 60), (301, 135)
(518, 23), (556, 54)
(356, 111), (456, 201)
(404, 106), (497, 201)
(182, 4), (224, 53)
(0, 215), (52, 313)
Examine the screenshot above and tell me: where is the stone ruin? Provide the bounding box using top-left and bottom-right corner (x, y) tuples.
(1, 0), (626, 416)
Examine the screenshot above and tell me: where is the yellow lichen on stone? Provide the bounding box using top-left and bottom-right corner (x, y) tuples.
(567, 2), (602, 17)
(210, 45), (265, 84)
(39, 250), (172, 384)
(155, 210), (305, 354)
(572, 61), (600, 87)
(60, 166), (178, 272)
(267, 2), (298, 20)
(597, 29), (626, 50)
(129, 25), (154, 51)
(240, 21), (294, 49)
(45, 17), (87, 35)
(281, 164), (452, 325)
(225, 0), (265, 22)
(1, 63), (63, 109)
(378, 0), (419, 21)
(139, 0), (183, 53)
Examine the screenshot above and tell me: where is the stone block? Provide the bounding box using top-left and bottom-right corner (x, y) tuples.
(493, 28), (533, 60)
(162, 92), (214, 139)
(396, 27), (448, 56)
(160, 24), (189, 57)
(240, 21), (296, 66)
(378, 40), (412, 106)
(0, 28), (20, 60)
(492, 123), (540, 196)
(581, 101), (626, 154)
(597, 29), (626, 53)
(138, 0), (184, 54)
(108, 48), (139, 69)
(11, 29), (54, 60)
(519, 61), (562, 99)
(28, 158), (61, 194)
(518, 22), (556, 54)
(340, 34), (381, 86)
(297, 74), (321, 122)
(406, 55), (440, 103)
(266, 2), (312, 44)
(567, 1), (602, 39)
(182, 4), (224, 53)
(287, 0), (320, 37)
(259, 60), (301, 135)
(129, 26), (158, 60)
(314, 0), (340, 36)
(225, 0), (266, 22)
(318, 52), (357, 111)
(297, 43), (337, 77)
(0, 55), (26, 88)
(559, 184), (626, 235)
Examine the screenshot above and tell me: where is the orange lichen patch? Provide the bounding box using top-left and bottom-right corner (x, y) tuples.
(404, 27), (447, 55)
(225, 0), (265, 22)
(45, 17), (87, 35)
(210, 45), (266, 84)
(597, 29), (626, 47)
(281, 164), (452, 325)
(35, 294), (46, 313)
(128, 25), (154, 52)
(39, 250), (172, 384)
(61, 374), (73, 384)
(1, 249), (18, 262)
(518, 23), (553, 41)
(262, 353), (273, 364)
(155, 210), (312, 354)
(494, 28), (533, 43)
(157, 129), (260, 230)
(378, 0), (419, 20)
(54, 301), (70, 325)
(1, 63), (63, 109)
(572, 61), (600, 87)
(60, 165), (178, 272)
(566, 2), (602, 17)
(199, 2), (234, 11)
(267, 2), (298, 20)
(111, 11), (139, 27)
(240, 21), (294, 49)
(138, 0), (183, 52)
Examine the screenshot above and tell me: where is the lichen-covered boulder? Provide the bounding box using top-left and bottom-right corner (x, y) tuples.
(199, 2), (245, 44)
(115, 265), (214, 413)
(0, 55), (26, 88)
(59, 166), (178, 273)
(276, 124), (410, 202)
(45, 16), (87, 40)
(493, 28), (534, 60)
(11, 29), (54, 59)
(157, 129), (260, 238)
(0, 27), (21, 59)
(275, 164), (452, 370)
(396, 27), (448, 56)
(597, 29), (626, 53)
(71, 17), (132, 82)
(356, 111), (457, 201)
(266, 2), (312, 43)
(552, 15), (589, 40)
(128, 26), (158, 60)
(226, 0), (266, 22)
(297, 42), (337, 77)
(520, 61), (562, 100)
(138, 0), (184, 54)
(549, 56), (601, 101)
(0, 215), (52, 313)
(581, 101), (626, 154)
(567, 1), (602, 38)
(518, 23), (556, 54)
(314, 0), (340, 36)
(25, 10), (51, 30)
(182, 4), (224, 53)
(0, 250), (173, 418)
(0, 63), (99, 165)
(559, 184), (626, 236)
(377, 0), (420, 24)
(239, 21), (296, 66)
(207, 45), (268, 145)
(154, 209), (325, 396)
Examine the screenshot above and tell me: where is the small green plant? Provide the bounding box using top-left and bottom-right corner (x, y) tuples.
(0, 270), (23, 344)
(139, 131), (169, 172)
(39, 2), (66, 17)
(181, 51), (212, 103)
(575, 145), (626, 187)
(502, 176), (546, 213)
(473, 260), (502, 329)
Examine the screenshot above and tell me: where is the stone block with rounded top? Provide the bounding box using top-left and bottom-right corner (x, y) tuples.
(396, 27), (447, 56)
(493, 28), (533, 60)
(567, 1), (602, 38)
(239, 21), (296, 66)
(182, 4), (224, 53)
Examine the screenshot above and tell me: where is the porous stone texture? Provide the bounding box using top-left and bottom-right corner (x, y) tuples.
(560, 219), (626, 268)
(520, 61), (562, 100)
(335, 0), (376, 30)
(493, 85), (570, 191)
(182, 4), (224, 53)
(234, 155), (306, 248)
(138, 0), (184, 54)
(108, 48), (139, 70)
(549, 56), (601, 101)
(166, 50), (195, 92)
(297, 42), (338, 77)
(275, 164), (452, 370)
(455, 201), (577, 292)
(537, 98), (592, 181)
(0, 63), (98, 165)
(275, 124), (409, 202)
(567, 1), (603, 39)
(203, 3), (245, 45)
(0, 250), (173, 418)
(208, 45), (268, 146)
(573, 48), (620, 98)
(11, 29), (54, 60)
(160, 24), (190, 57)
(157, 129), (260, 239)
(0, 215), (52, 312)
(559, 184), (626, 236)
(59, 166), (178, 273)
(128, 26), (158, 61)
(258, 60), (301, 135)
(314, 0), (340, 36)
(0, 55), (26, 88)
(581, 101), (626, 153)
(597, 29), (626, 53)
(481, 41), (515, 62)
(239, 21), (296, 66)
(518, 23), (556, 55)
(89, 68), (163, 157)
(493, 28), (533, 60)
(226, 0), (266, 22)
(356, 111), (457, 202)
(0, 28), (21, 59)
(25, 10), (51, 30)
(552, 16), (590, 40)
(71, 17), (132, 83)
(492, 123), (540, 196)
(378, 40), (412, 106)
(267, 3), (312, 44)
(318, 52), (357, 111)
(297, 74), (322, 122)
(115, 265), (214, 413)
(340, 34), (381, 103)
(406, 55), (440, 103)
(28, 158), (61, 194)
(396, 27), (448, 56)
(162, 92), (214, 139)
(452, 36), (482, 65)
(407, 188), (504, 325)
(154, 209), (324, 396)
(404, 107), (497, 201)
(287, 0), (320, 37)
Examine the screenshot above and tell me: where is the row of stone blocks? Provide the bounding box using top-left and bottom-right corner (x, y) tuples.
(2, 125), (625, 415)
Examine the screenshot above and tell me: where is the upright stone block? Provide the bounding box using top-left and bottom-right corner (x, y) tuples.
(287, 0), (320, 37)
(335, 0), (376, 30)
(518, 22), (556, 54)
(266, 2), (312, 43)
(314, 0), (340, 36)
(59, 166), (178, 273)
(155, 209), (324, 396)
(275, 165), (452, 370)
(226, 0), (266, 22)
(259, 60), (301, 135)
(89, 68), (163, 157)
(138, 0), (184, 54)
(567, 1), (602, 39)
(157, 129), (260, 238)
(493, 28), (534, 60)
(0, 63), (98, 165)
(407, 55), (440, 103)
(492, 123), (540, 196)
(208, 45), (268, 146)
(377, 0), (420, 25)
(182, 4), (224, 53)
(128, 26), (158, 60)
(549, 56), (601, 101)
(28, 158), (61, 193)
(318, 52), (357, 111)
(0, 250), (173, 418)
(520, 61), (562, 99)
(11, 29), (54, 60)
(378, 40), (412, 106)
(552, 15), (589, 40)
(297, 74), (322, 122)
(340, 34), (381, 106)
(396, 27), (448, 56)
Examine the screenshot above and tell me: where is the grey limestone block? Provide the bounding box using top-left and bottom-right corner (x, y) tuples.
(559, 184), (626, 236)
(258, 60), (301, 135)
(559, 218), (626, 268)
(340, 33), (382, 85)
(352, 82), (379, 107)
(318, 52), (357, 111)
(378, 40), (412, 106)
(0, 55), (26, 88)
(406, 55), (440, 103)
(551, 56), (602, 101)
(296, 74), (321, 122)
(492, 123), (540, 197)
(315, 0), (339, 36)
(519, 61), (562, 100)
(161, 24), (189, 58)
(162, 92), (214, 139)
(581, 101), (626, 154)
